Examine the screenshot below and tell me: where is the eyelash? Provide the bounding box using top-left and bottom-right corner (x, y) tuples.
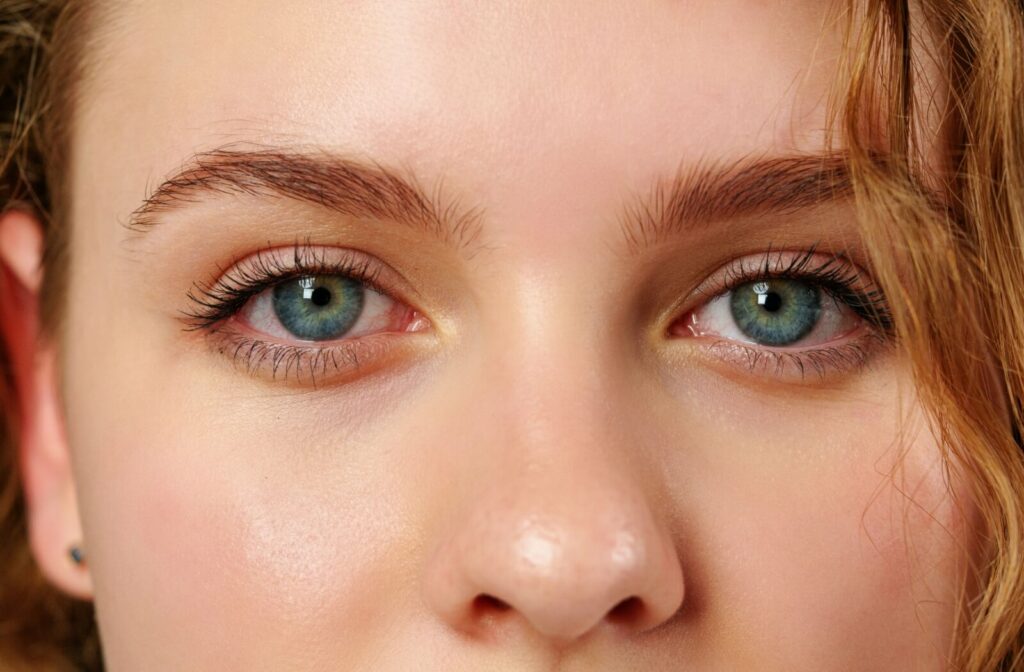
(183, 244), (386, 329)
(184, 243), (892, 385)
(678, 247), (895, 380)
(182, 242), (415, 385)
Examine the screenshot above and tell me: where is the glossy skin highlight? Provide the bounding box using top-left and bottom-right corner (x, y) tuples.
(24, 1), (974, 669)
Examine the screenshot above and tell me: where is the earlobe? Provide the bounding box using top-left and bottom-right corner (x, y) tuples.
(0, 208), (92, 600)
(21, 349), (93, 600)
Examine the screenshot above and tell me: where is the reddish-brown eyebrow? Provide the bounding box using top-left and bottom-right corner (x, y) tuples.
(128, 146), (486, 252)
(618, 154), (854, 254)
(130, 147), (857, 257)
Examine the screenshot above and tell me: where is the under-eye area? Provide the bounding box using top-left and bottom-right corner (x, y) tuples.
(669, 248), (895, 380)
(181, 241), (431, 384)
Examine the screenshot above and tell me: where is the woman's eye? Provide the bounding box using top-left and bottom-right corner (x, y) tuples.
(667, 251), (894, 380)
(239, 274), (404, 342)
(678, 277), (866, 349)
(182, 245), (433, 385)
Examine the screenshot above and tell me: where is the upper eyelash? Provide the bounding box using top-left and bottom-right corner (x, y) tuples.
(710, 245), (895, 335)
(181, 242), (387, 331)
(184, 243), (891, 385)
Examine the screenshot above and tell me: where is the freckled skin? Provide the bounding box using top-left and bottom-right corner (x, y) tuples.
(55, 1), (973, 670)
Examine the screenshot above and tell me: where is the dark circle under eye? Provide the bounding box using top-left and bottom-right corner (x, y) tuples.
(272, 275), (365, 341)
(729, 278), (821, 346)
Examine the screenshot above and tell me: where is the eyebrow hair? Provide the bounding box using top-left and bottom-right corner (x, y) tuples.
(618, 154), (854, 254)
(127, 146), (486, 252)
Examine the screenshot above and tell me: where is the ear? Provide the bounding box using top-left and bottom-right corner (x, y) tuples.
(0, 208), (92, 600)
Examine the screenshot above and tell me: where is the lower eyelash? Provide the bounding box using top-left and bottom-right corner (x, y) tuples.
(705, 333), (890, 381)
(211, 329), (399, 387)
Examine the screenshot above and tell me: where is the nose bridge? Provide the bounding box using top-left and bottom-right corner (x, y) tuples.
(488, 267), (624, 449)
(481, 282), (638, 523)
(422, 297), (684, 642)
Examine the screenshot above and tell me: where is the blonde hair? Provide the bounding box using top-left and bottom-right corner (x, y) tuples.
(835, 1), (1024, 669)
(1, 1), (1022, 670)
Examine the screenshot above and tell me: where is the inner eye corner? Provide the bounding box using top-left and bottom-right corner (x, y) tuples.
(665, 310), (698, 339)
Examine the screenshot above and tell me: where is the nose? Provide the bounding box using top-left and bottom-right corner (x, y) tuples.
(420, 281), (686, 645)
(422, 409), (685, 642)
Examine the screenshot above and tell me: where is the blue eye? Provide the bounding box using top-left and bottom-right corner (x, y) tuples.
(728, 279), (821, 346)
(271, 275), (365, 341)
(674, 251), (893, 380)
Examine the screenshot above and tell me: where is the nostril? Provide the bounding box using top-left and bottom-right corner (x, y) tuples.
(606, 596), (644, 625)
(472, 593), (512, 618)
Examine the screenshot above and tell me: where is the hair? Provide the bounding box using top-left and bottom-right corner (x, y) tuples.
(1, 4), (101, 671)
(0, 0), (1022, 670)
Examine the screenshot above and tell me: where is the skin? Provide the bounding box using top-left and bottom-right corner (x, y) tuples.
(0, 1), (978, 670)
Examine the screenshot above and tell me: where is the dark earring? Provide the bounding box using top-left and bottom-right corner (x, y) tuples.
(68, 545), (86, 567)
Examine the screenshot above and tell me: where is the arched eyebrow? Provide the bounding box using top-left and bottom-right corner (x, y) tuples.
(127, 146), (487, 253)
(129, 147), (864, 257)
(618, 154), (855, 254)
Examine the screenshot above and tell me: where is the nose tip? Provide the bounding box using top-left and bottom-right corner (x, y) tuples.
(501, 521), (683, 640)
(423, 504), (685, 643)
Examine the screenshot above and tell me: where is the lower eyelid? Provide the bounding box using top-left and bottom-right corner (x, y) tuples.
(206, 329), (418, 386)
(684, 331), (889, 382)
(194, 277), (433, 385)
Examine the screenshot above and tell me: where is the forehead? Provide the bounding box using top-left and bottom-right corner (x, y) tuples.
(77, 1), (842, 223)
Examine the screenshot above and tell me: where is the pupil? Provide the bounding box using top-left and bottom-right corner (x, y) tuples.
(310, 286), (332, 307)
(762, 292), (783, 312)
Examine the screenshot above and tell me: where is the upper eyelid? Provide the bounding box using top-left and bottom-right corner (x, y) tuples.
(222, 248), (386, 295)
(180, 244), (420, 330)
(228, 244), (414, 294)
(663, 250), (891, 331)
(694, 251), (871, 299)
(188, 244), (886, 338)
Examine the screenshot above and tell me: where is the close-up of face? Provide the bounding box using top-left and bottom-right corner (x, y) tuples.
(1, 1), (1009, 670)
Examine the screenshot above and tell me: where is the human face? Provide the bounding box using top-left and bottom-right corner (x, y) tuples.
(57, 1), (971, 669)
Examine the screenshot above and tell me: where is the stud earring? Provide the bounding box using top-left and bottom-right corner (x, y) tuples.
(68, 544), (86, 567)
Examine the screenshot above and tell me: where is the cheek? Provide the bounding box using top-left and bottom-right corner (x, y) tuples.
(60, 251), (442, 668)
(64, 360), (415, 668)
(655, 368), (973, 668)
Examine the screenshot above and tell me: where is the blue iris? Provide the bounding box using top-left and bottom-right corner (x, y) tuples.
(729, 278), (821, 346)
(272, 275), (365, 341)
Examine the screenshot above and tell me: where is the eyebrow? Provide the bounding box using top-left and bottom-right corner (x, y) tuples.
(618, 154), (854, 254)
(128, 146), (486, 252)
(130, 147), (855, 257)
